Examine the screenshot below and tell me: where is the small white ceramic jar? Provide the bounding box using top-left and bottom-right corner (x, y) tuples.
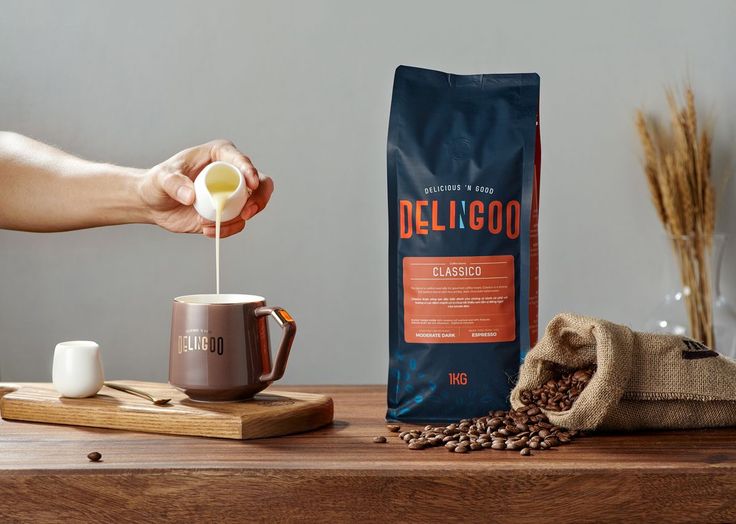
(52, 340), (104, 398)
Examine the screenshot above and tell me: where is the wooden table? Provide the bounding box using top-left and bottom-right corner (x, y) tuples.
(0, 385), (735, 522)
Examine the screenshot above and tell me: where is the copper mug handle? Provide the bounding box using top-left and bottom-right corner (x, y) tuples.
(255, 306), (296, 383)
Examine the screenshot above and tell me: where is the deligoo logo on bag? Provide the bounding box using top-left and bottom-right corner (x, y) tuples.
(398, 198), (521, 239)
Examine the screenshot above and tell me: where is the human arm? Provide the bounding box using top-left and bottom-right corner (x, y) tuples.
(0, 133), (273, 237)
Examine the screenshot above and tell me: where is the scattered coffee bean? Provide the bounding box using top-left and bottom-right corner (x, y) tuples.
(373, 436), (387, 443)
(387, 424), (401, 432)
(520, 447), (531, 456)
(87, 451), (102, 462)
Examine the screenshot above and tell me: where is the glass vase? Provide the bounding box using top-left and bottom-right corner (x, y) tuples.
(644, 233), (736, 359)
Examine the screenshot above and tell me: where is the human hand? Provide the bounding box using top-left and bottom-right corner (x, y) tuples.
(138, 140), (274, 238)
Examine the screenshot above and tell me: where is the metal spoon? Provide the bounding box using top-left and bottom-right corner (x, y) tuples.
(104, 382), (172, 406)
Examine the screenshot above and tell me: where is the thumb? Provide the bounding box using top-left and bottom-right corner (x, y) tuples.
(161, 172), (195, 205)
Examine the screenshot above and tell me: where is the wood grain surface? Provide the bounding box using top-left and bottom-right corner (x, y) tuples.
(0, 385), (734, 523)
(0, 382), (333, 439)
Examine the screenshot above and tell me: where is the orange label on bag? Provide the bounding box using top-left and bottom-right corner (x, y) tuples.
(402, 255), (516, 344)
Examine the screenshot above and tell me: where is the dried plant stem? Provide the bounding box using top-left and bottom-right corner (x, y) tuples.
(636, 85), (716, 348)
(672, 237), (711, 345)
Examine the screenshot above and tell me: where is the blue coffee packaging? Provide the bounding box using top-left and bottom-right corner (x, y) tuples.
(387, 65), (541, 422)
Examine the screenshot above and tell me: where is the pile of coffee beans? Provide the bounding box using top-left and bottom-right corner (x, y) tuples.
(519, 366), (595, 412)
(374, 367), (595, 455)
(384, 405), (579, 456)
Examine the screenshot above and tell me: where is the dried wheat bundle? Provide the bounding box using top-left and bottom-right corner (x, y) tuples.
(636, 86), (715, 347)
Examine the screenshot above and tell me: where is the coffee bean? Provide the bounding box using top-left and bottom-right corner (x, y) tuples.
(373, 436), (387, 443)
(520, 365), (595, 412)
(520, 447), (531, 456)
(87, 451), (102, 462)
(387, 424), (401, 433)
(396, 403), (583, 454)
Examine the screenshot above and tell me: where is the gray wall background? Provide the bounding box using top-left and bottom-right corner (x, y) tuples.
(1, 0), (735, 383)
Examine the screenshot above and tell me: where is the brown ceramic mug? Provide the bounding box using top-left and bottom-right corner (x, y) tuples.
(169, 294), (296, 401)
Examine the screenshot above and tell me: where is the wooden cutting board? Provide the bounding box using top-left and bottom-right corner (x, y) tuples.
(0, 381), (333, 440)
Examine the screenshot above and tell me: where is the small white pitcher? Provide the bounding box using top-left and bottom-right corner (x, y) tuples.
(193, 161), (250, 222)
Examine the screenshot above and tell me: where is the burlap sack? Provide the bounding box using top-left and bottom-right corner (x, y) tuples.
(510, 313), (736, 431)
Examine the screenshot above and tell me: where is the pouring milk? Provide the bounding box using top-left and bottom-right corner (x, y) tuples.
(193, 162), (249, 294)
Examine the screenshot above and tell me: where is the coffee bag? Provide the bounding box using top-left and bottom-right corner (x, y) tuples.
(387, 66), (541, 422)
(510, 313), (736, 431)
